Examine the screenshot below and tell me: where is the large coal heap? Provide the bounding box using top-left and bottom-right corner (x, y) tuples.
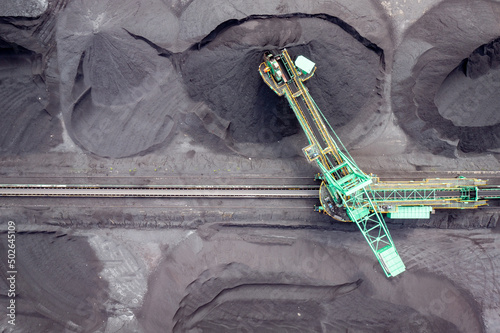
(434, 37), (500, 153)
(392, 0), (500, 156)
(181, 15), (384, 147)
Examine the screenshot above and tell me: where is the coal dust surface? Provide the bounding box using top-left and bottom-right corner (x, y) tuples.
(181, 15), (385, 154)
(434, 37), (500, 152)
(0, 232), (108, 332)
(55, 0), (183, 158)
(0, 41), (62, 155)
(392, 0), (500, 155)
(138, 232), (481, 333)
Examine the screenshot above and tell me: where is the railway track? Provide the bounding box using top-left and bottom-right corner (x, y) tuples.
(1, 182), (499, 200)
(0, 184), (319, 198)
(0, 181), (497, 231)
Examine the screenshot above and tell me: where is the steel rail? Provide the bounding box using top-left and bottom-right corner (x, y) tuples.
(0, 184), (320, 199)
(1, 183), (498, 201)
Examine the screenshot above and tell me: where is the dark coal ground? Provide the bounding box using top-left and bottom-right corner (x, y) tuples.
(1, 0), (500, 332)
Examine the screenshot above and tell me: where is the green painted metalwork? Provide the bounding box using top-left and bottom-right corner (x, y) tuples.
(368, 178), (494, 212)
(372, 188), (448, 201)
(387, 206), (433, 219)
(260, 49), (406, 277)
(377, 246), (406, 276)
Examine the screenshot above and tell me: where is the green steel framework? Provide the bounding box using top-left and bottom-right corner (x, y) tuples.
(259, 49), (406, 277)
(368, 180), (500, 214)
(259, 49), (500, 277)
